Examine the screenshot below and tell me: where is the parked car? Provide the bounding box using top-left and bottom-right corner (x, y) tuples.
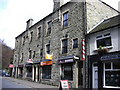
(2, 71), (10, 77)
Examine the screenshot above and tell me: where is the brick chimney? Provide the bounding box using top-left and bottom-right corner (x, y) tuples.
(53, 0), (64, 11)
(26, 18), (33, 30)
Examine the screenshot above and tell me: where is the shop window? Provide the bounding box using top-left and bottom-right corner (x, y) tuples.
(63, 12), (68, 27)
(113, 62), (120, 69)
(105, 63), (111, 69)
(104, 62), (120, 87)
(62, 39), (68, 54)
(61, 63), (73, 80)
(96, 37), (112, 48)
(46, 44), (50, 54)
(42, 65), (51, 79)
(73, 38), (78, 48)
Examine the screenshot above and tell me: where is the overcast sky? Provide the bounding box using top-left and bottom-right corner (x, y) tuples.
(0, 0), (120, 49)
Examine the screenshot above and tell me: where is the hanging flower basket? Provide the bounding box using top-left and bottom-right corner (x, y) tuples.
(97, 46), (108, 55)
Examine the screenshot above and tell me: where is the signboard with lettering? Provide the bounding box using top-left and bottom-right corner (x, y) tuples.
(59, 80), (69, 89)
(100, 54), (120, 61)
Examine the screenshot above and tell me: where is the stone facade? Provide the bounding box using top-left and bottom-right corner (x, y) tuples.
(13, 0), (119, 88)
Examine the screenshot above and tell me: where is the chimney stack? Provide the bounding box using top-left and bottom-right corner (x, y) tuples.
(53, 0), (63, 11)
(26, 18), (33, 30)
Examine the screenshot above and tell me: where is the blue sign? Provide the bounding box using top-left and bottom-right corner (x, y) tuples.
(100, 53), (120, 61)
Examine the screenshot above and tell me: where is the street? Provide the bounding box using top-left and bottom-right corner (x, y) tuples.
(2, 77), (30, 88)
(1, 76), (58, 90)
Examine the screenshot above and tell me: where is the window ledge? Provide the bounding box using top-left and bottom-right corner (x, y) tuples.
(93, 46), (113, 52)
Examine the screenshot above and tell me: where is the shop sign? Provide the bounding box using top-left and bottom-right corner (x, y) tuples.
(40, 60), (53, 66)
(59, 80), (69, 89)
(101, 54), (120, 61)
(45, 54), (53, 60)
(58, 59), (74, 64)
(27, 59), (33, 63)
(9, 64), (14, 68)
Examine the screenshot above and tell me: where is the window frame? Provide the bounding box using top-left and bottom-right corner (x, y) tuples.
(63, 11), (69, 27)
(37, 26), (42, 38)
(46, 20), (52, 36)
(61, 39), (68, 54)
(73, 38), (78, 49)
(42, 65), (52, 79)
(61, 63), (73, 81)
(103, 62), (120, 88)
(46, 44), (50, 54)
(96, 33), (112, 49)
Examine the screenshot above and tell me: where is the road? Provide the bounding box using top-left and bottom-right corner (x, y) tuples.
(2, 77), (30, 89)
(1, 76), (58, 90)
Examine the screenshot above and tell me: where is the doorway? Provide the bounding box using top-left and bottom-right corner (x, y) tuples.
(92, 63), (98, 88)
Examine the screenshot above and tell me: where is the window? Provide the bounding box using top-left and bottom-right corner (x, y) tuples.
(63, 12), (68, 27)
(21, 53), (24, 62)
(47, 21), (52, 36)
(73, 38), (78, 48)
(42, 65), (51, 79)
(61, 63), (73, 80)
(33, 51), (36, 58)
(104, 62), (120, 87)
(62, 39), (68, 54)
(46, 44), (50, 54)
(30, 32), (33, 42)
(37, 27), (41, 38)
(96, 37), (112, 48)
(22, 36), (25, 45)
(29, 50), (32, 59)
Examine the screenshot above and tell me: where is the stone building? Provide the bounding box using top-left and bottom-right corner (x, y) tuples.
(13, 0), (119, 88)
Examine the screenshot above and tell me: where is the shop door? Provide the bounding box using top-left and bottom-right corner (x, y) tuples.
(92, 63), (98, 88)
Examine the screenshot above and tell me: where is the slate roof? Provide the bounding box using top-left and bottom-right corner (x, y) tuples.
(88, 15), (120, 34)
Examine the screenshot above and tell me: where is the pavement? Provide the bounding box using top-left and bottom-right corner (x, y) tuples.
(3, 77), (58, 89)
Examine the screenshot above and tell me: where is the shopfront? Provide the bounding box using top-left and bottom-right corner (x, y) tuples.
(18, 64), (24, 78)
(58, 56), (75, 81)
(40, 60), (53, 79)
(58, 55), (81, 88)
(32, 61), (41, 82)
(25, 63), (32, 80)
(88, 51), (120, 89)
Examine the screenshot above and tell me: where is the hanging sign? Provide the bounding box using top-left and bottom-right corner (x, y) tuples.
(45, 54), (53, 60)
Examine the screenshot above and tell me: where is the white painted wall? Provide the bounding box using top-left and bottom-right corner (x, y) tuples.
(88, 26), (119, 55)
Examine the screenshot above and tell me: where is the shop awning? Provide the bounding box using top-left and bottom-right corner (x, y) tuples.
(18, 64), (24, 67)
(58, 55), (79, 64)
(9, 64), (14, 68)
(33, 60), (41, 64)
(25, 63), (32, 67)
(40, 59), (53, 66)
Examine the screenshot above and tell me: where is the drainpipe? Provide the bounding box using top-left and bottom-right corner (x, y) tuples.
(82, 0), (87, 88)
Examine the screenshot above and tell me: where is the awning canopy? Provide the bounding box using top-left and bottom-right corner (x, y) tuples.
(9, 64), (14, 68)
(40, 59), (53, 66)
(58, 55), (79, 64)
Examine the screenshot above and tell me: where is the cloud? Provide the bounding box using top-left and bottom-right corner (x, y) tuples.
(0, 0), (119, 49)
(0, 0), (53, 48)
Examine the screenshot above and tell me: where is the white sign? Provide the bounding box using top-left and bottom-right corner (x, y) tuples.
(60, 80), (69, 89)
